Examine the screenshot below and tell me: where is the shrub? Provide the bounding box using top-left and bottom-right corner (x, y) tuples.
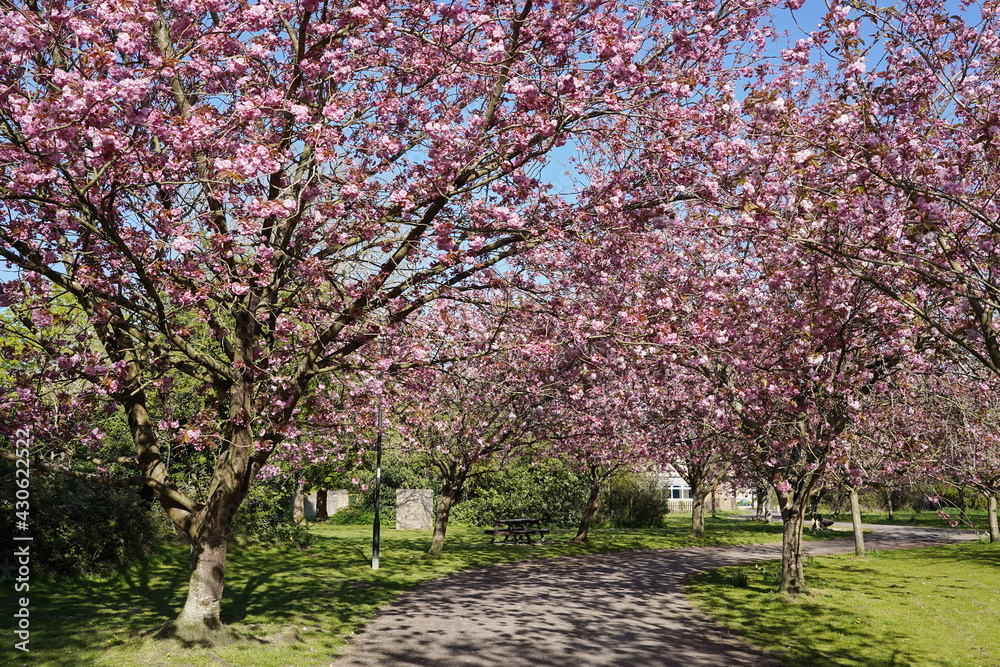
(349, 488), (399, 526)
(268, 523), (316, 548)
(598, 473), (670, 528)
(231, 480), (316, 547)
(326, 504), (391, 526)
(452, 459), (590, 527)
(230, 479), (294, 542)
(0, 467), (168, 577)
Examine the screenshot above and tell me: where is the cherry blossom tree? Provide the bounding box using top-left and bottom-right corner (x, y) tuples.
(710, 268), (906, 591)
(784, 1), (1000, 387)
(0, 0), (786, 640)
(732, 0), (1000, 476)
(643, 217), (914, 592)
(903, 369), (1000, 542)
(540, 401), (650, 544)
(389, 301), (554, 556)
(660, 417), (739, 537)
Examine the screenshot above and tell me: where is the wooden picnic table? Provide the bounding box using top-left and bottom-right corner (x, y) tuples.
(484, 518), (551, 544)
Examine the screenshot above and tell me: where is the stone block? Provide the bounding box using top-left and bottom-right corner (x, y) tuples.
(304, 489), (350, 520)
(395, 489), (433, 530)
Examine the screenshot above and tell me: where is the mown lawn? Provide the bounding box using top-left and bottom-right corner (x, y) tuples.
(1, 515), (826, 667)
(685, 542), (1000, 667)
(854, 509), (991, 532)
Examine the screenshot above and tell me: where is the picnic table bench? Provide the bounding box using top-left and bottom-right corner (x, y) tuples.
(484, 518), (550, 544)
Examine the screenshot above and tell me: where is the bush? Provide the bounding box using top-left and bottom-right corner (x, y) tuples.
(325, 504), (398, 526)
(268, 523), (316, 548)
(230, 479), (294, 542)
(230, 480), (318, 547)
(598, 473), (670, 528)
(452, 459), (590, 528)
(349, 488), (399, 526)
(0, 467), (168, 577)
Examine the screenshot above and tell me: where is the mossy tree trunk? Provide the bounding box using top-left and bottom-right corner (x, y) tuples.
(690, 484), (709, 538)
(778, 499), (809, 594)
(675, 458), (731, 538)
(755, 483), (772, 522)
(145, 371), (260, 644)
(774, 466), (825, 595)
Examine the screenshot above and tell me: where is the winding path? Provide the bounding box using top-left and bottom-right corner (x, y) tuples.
(330, 523), (981, 667)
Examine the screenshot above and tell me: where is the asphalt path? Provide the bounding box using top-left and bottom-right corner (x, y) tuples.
(330, 522), (982, 667)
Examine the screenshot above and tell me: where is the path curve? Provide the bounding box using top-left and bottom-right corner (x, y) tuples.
(330, 523), (981, 667)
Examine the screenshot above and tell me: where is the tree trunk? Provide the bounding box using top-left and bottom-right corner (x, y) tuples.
(157, 374), (258, 643)
(428, 466), (464, 557)
(176, 534), (228, 637)
(849, 486), (865, 556)
(756, 485), (771, 523)
(315, 488), (329, 522)
(572, 474), (602, 544)
(778, 499), (808, 594)
(150, 511), (245, 645)
(988, 492), (999, 544)
(690, 483), (710, 538)
(885, 488), (894, 521)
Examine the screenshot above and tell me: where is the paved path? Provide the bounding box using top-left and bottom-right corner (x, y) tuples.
(331, 523), (981, 667)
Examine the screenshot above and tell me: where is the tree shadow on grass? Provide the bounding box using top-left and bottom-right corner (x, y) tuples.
(1, 527), (588, 666)
(1, 534), (400, 666)
(687, 568), (933, 667)
(909, 541), (1000, 569)
(0, 548), (191, 666)
(687, 541), (1000, 667)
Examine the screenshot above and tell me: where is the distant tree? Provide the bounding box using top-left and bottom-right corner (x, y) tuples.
(392, 302), (549, 556)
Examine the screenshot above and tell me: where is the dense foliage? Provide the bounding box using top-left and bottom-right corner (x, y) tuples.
(0, 463), (167, 576)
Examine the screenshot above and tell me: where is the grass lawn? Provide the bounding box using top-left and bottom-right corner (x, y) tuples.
(852, 510), (991, 532)
(1, 514), (834, 667)
(685, 542), (1000, 667)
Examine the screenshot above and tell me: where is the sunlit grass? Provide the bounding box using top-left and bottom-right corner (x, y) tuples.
(855, 510), (991, 532)
(0, 515), (825, 667)
(685, 542), (1000, 667)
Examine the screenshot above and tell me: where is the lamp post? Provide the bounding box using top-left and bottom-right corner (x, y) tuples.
(372, 389), (383, 570)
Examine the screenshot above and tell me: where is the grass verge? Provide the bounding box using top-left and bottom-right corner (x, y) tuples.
(685, 542), (1000, 667)
(1, 515), (841, 667)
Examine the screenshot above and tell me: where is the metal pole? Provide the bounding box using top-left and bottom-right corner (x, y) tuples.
(372, 393), (383, 570)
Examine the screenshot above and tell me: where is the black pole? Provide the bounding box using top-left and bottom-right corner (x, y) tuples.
(372, 394), (383, 570)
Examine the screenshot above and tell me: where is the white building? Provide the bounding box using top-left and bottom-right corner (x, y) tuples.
(653, 472), (752, 513)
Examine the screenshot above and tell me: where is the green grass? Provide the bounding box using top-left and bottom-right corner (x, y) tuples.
(853, 510), (991, 531)
(685, 542), (1000, 667)
(1, 515), (837, 667)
